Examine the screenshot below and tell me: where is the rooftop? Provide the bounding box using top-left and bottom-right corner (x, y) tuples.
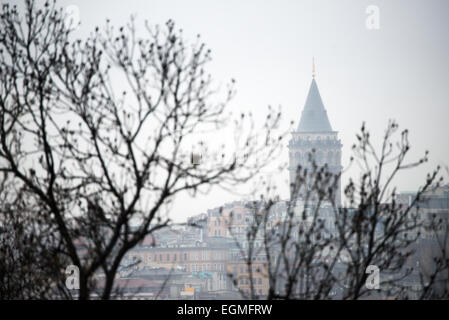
(297, 78), (333, 133)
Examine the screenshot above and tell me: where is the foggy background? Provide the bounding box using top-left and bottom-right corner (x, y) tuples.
(13, 0), (449, 221)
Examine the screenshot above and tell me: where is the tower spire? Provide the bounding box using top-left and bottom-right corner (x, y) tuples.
(312, 57), (316, 78)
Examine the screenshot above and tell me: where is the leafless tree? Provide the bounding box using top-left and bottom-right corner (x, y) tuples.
(0, 0), (284, 299)
(0, 171), (74, 299)
(233, 121), (448, 300)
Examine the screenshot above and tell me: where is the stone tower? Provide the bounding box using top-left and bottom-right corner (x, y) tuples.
(288, 65), (342, 206)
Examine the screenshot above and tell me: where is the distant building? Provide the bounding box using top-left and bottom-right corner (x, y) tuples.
(396, 185), (449, 298)
(226, 259), (269, 298)
(113, 64), (349, 300)
(288, 65), (342, 206)
(415, 184), (449, 296)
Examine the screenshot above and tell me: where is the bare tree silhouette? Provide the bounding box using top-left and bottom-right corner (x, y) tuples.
(230, 121), (448, 300)
(0, 0), (284, 299)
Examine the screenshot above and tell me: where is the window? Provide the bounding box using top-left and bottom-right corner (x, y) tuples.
(173, 254), (177, 261)
(159, 254), (162, 261)
(184, 253), (187, 261)
(258, 278), (262, 285)
(202, 251), (209, 260)
(167, 253), (170, 261)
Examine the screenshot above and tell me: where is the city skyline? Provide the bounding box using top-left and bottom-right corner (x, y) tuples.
(2, 0), (448, 302)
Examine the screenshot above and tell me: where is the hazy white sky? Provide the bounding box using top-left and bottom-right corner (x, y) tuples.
(16, 0), (449, 221)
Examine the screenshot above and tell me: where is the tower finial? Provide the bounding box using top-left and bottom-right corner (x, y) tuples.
(312, 57), (316, 78)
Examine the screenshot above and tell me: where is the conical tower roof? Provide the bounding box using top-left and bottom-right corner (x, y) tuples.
(297, 78), (333, 133)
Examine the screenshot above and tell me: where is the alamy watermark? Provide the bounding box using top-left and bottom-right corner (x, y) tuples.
(64, 5), (80, 31)
(366, 5), (380, 30)
(365, 264), (380, 290)
(65, 265), (80, 290)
